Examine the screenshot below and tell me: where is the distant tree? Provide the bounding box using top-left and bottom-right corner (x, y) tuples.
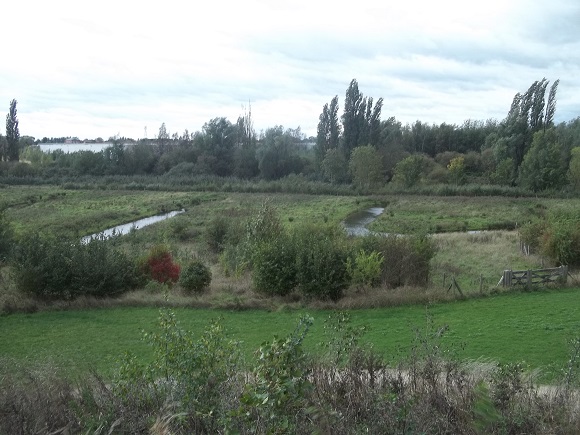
(0, 134), (6, 161)
(490, 158), (515, 185)
(233, 106), (259, 178)
(393, 154), (425, 187)
(197, 117), (237, 176)
(321, 148), (348, 184)
(544, 80), (559, 130)
(405, 121), (437, 155)
(349, 145), (383, 188)
(501, 78), (558, 178)
(341, 79), (383, 156)
(257, 126), (303, 180)
(19, 135), (35, 148)
(568, 147), (580, 190)
(124, 143), (157, 174)
(157, 122), (169, 155)
(5, 99), (19, 161)
(315, 96), (340, 166)
(236, 103), (255, 148)
(518, 128), (566, 192)
(447, 156), (466, 185)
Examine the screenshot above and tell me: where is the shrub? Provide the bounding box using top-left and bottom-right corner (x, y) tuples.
(346, 249), (384, 287)
(219, 202), (284, 276)
(519, 219), (547, 252)
(11, 232), (138, 300)
(237, 315), (314, 433)
(245, 201), (283, 246)
(205, 216), (230, 253)
(252, 237), (297, 296)
(0, 211), (14, 264)
(539, 217), (580, 266)
(293, 224), (350, 301)
(179, 259), (212, 293)
(140, 244), (180, 286)
(113, 309), (241, 433)
(356, 233), (436, 287)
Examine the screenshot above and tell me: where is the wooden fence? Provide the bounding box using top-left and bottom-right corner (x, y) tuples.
(500, 266), (568, 288)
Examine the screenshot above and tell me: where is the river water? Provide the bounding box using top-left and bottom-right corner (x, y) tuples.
(342, 207), (385, 236)
(81, 209), (185, 243)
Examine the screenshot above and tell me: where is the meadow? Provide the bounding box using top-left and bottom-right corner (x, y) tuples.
(1, 288), (580, 382)
(1, 185), (579, 375)
(2, 184), (580, 433)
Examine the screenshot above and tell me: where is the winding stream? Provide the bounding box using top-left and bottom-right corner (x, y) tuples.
(81, 209), (185, 243)
(342, 207), (385, 236)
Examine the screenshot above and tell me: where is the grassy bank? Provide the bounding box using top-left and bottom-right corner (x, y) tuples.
(2, 288), (580, 381)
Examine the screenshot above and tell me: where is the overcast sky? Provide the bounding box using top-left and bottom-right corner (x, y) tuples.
(2, 0), (579, 141)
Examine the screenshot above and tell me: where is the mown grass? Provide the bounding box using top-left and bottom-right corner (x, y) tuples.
(2, 288), (580, 382)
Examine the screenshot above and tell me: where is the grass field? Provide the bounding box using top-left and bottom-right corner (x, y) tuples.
(368, 195), (580, 234)
(2, 185), (579, 384)
(2, 288), (580, 382)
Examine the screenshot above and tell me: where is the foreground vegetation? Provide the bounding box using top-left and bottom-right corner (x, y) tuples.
(3, 304), (580, 433)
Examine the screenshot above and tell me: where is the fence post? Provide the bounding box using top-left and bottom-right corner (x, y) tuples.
(527, 269), (532, 290)
(502, 270), (511, 287)
(561, 265), (569, 284)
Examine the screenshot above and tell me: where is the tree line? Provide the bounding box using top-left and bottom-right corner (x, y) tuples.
(3, 79), (580, 192)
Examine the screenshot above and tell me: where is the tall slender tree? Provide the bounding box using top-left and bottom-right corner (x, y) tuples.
(341, 79), (382, 155)
(501, 79), (559, 177)
(544, 79), (559, 129)
(6, 99), (19, 162)
(315, 96), (340, 166)
(342, 79), (364, 156)
(157, 122), (169, 155)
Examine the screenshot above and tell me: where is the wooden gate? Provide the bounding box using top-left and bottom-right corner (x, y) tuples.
(500, 266), (568, 289)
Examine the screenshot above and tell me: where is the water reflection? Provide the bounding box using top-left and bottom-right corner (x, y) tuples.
(82, 209), (185, 243)
(342, 207), (384, 236)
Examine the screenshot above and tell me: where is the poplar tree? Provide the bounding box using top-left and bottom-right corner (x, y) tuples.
(6, 99), (19, 162)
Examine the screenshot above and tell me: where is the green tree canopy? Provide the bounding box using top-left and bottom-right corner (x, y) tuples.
(393, 154), (425, 187)
(518, 128), (567, 192)
(567, 147), (580, 190)
(349, 145), (383, 188)
(315, 95), (340, 166)
(321, 148), (348, 184)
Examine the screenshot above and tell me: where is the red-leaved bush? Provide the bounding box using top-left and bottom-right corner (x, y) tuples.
(142, 245), (181, 286)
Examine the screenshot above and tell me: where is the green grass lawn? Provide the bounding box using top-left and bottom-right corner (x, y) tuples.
(2, 288), (580, 382)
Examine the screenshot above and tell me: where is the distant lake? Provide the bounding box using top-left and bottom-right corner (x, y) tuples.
(38, 143), (130, 153)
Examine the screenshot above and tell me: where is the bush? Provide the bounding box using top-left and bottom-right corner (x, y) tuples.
(245, 201), (283, 246)
(0, 211), (14, 264)
(252, 237), (297, 296)
(519, 219), (547, 252)
(205, 216), (230, 253)
(11, 232), (139, 300)
(356, 234), (436, 287)
(293, 224), (350, 301)
(238, 315), (314, 433)
(540, 217), (580, 266)
(346, 249), (384, 287)
(140, 244), (180, 286)
(113, 309), (241, 433)
(179, 259), (212, 293)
